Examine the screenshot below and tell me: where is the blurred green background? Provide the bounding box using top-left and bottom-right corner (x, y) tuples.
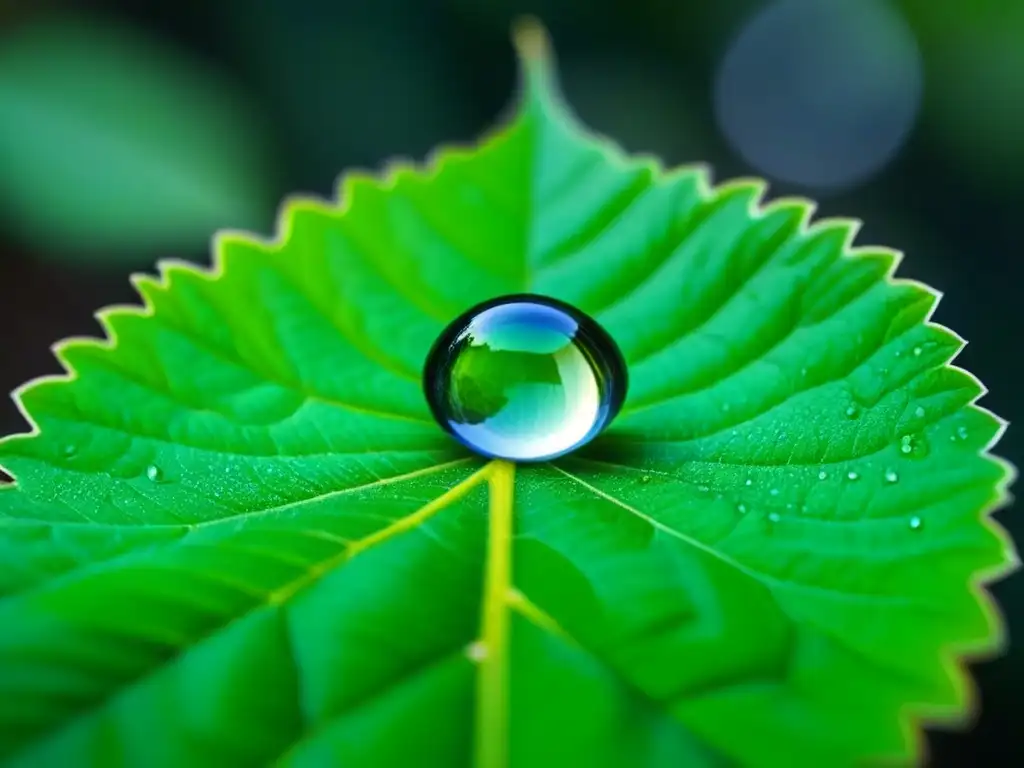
(0, 0), (1020, 763)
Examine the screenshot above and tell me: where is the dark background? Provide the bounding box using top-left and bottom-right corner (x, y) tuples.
(0, 0), (1020, 764)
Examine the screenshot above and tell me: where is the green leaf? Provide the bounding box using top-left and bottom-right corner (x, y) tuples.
(0, 19), (1015, 768)
(0, 16), (274, 261)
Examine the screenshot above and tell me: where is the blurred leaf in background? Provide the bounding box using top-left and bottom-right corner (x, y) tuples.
(904, 0), (1024, 193)
(0, 14), (276, 264)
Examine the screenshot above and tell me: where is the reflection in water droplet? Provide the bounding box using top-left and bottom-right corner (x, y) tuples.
(146, 465), (163, 483)
(847, 471), (859, 481)
(884, 469), (899, 483)
(908, 515), (923, 530)
(423, 295), (627, 462)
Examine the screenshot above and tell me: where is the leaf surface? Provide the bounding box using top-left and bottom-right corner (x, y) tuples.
(0, 22), (1014, 768)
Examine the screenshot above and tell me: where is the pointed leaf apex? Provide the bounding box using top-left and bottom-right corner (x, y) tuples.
(512, 17), (561, 109)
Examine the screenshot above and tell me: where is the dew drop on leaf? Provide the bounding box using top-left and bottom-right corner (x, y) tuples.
(845, 405), (860, 419)
(899, 432), (930, 459)
(884, 469), (899, 483)
(914, 405), (926, 419)
(847, 471), (860, 481)
(423, 294), (627, 462)
(818, 470), (828, 480)
(769, 488), (780, 496)
(909, 515), (923, 531)
(145, 464), (163, 483)
(61, 444), (76, 458)
(956, 426), (969, 440)
(640, 475), (651, 484)
(736, 503), (748, 514)
(745, 477), (753, 486)
(466, 641), (488, 662)
(913, 346), (923, 357)
(767, 512), (781, 523)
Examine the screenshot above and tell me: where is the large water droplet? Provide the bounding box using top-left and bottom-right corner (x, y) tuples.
(423, 295), (627, 462)
(146, 464), (163, 483)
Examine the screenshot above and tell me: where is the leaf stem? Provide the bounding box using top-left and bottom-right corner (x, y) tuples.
(474, 459), (516, 768)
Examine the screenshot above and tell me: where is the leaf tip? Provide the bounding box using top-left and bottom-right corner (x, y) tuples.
(512, 16), (551, 66)
(511, 16), (561, 109)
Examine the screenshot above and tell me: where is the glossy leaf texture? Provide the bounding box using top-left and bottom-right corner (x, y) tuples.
(0, 22), (1015, 768)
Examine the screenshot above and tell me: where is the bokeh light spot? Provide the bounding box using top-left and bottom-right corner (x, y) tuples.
(714, 0), (923, 190)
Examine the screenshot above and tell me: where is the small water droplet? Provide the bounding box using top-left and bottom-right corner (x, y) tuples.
(641, 475), (651, 484)
(914, 406), (925, 419)
(736, 503), (748, 514)
(956, 426), (969, 440)
(908, 515), (923, 530)
(847, 471), (859, 481)
(466, 641), (488, 661)
(786, 502), (794, 510)
(61, 444), (77, 458)
(913, 346), (922, 357)
(818, 470), (828, 480)
(767, 512), (781, 523)
(769, 488), (780, 496)
(844, 405), (860, 419)
(698, 485), (710, 493)
(146, 465), (163, 483)
(884, 469), (899, 483)
(745, 477), (753, 487)
(894, 350), (902, 358)
(423, 294), (627, 462)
